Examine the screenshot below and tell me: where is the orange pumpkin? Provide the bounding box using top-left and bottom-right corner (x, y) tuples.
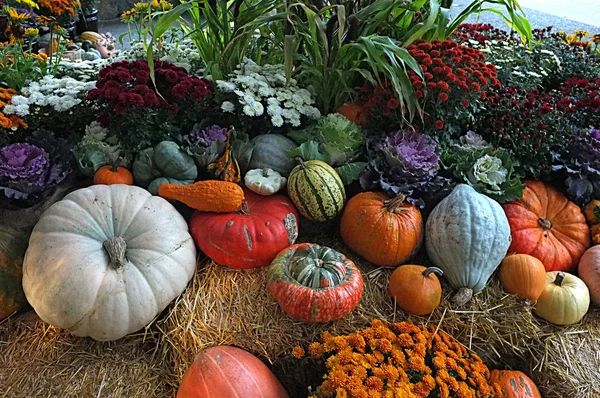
(584, 200), (600, 225)
(579, 246), (600, 305)
(389, 265), (442, 315)
(93, 160), (133, 186)
(337, 103), (368, 127)
(498, 254), (546, 304)
(177, 346), (288, 398)
(489, 369), (541, 398)
(502, 180), (590, 273)
(340, 192), (423, 267)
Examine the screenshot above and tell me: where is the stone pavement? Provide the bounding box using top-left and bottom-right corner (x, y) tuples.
(517, 0), (600, 29)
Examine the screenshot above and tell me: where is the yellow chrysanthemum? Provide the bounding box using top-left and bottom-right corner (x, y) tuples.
(592, 34), (600, 44)
(134, 1), (150, 12)
(16, 0), (39, 9)
(574, 30), (589, 37)
(6, 7), (30, 22)
(24, 27), (39, 38)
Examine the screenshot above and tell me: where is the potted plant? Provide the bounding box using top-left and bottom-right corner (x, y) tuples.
(76, 0), (99, 34)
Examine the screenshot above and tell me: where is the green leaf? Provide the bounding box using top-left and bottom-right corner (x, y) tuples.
(287, 141), (330, 163)
(335, 162), (367, 185)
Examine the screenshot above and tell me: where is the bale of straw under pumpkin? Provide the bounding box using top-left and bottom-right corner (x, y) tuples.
(0, 311), (175, 398)
(162, 236), (600, 398)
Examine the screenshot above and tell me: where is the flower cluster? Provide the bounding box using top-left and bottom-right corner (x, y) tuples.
(360, 129), (453, 209)
(87, 60), (213, 115)
(293, 319), (500, 398)
(559, 77), (600, 128)
(0, 87), (27, 132)
(56, 58), (110, 82)
(4, 75), (96, 117)
(217, 58), (321, 129)
(121, 0), (172, 21)
(36, 0), (79, 17)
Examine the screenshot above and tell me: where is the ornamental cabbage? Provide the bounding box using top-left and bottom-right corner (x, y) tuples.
(469, 155), (508, 190)
(0, 130), (73, 204)
(360, 130), (453, 208)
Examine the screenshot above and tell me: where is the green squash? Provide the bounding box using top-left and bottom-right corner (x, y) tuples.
(249, 134), (298, 177)
(0, 226), (29, 320)
(133, 141), (197, 195)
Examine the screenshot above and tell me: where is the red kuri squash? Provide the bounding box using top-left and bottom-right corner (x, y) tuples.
(489, 369), (541, 398)
(340, 192), (423, 267)
(267, 243), (364, 322)
(0, 226), (28, 320)
(190, 189), (299, 269)
(177, 346), (288, 398)
(579, 246), (600, 305)
(502, 180), (590, 272)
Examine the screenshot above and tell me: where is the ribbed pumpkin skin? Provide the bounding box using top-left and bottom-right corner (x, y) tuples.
(584, 200), (600, 225)
(267, 243), (363, 322)
(498, 254), (546, 303)
(93, 165), (133, 185)
(288, 160), (346, 222)
(489, 370), (541, 398)
(578, 246), (600, 305)
(426, 184), (511, 295)
(190, 189), (299, 269)
(502, 180), (590, 273)
(534, 272), (590, 325)
(340, 192), (423, 267)
(177, 346), (288, 398)
(0, 226), (28, 320)
(388, 265), (442, 315)
(249, 134), (298, 177)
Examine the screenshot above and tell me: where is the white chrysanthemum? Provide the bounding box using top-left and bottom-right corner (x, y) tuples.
(9, 95), (28, 106)
(14, 104), (30, 116)
(281, 108), (294, 119)
(252, 102), (264, 116)
(291, 93), (305, 105)
(243, 104), (256, 117)
(283, 101), (294, 108)
(267, 104), (283, 116)
(233, 89), (246, 98)
(217, 80), (236, 93)
(221, 101), (235, 113)
(2, 104), (16, 114)
(290, 117), (301, 127)
(267, 96), (280, 105)
(271, 114), (284, 127)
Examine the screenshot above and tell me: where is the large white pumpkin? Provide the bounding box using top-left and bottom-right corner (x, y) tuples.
(22, 184), (197, 341)
(426, 184), (511, 304)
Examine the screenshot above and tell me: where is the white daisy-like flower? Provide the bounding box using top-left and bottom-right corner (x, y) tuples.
(2, 104), (16, 114)
(9, 96), (28, 106)
(217, 80), (237, 93)
(281, 108), (294, 119)
(221, 101), (235, 113)
(267, 97), (280, 105)
(14, 104), (30, 116)
(243, 104), (256, 117)
(251, 102), (264, 116)
(290, 117), (301, 127)
(267, 104), (283, 116)
(271, 114), (284, 127)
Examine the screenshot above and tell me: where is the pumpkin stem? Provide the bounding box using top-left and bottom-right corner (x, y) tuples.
(384, 194), (409, 214)
(554, 272), (565, 287)
(237, 200), (250, 215)
(523, 298), (532, 306)
(103, 236), (127, 270)
(110, 157), (123, 173)
(422, 267), (443, 278)
(452, 287), (473, 306)
(261, 168), (270, 177)
(296, 157), (307, 169)
(537, 218), (552, 230)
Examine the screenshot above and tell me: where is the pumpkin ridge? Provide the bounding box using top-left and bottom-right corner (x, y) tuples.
(312, 162), (345, 200)
(206, 353), (242, 398)
(302, 169), (331, 218)
(311, 168), (341, 215)
(219, 348), (264, 397)
(289, 173), (312, 218)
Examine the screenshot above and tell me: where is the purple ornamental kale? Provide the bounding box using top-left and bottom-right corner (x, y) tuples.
(0, 143), (49, 184)
(187, 124), (228, 147)
(380, 129), (440, 180)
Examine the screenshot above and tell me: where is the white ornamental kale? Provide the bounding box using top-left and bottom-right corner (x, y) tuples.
(469, 154), (508, 190)
(216, 58), (321, 128)
(3, 75), (96, 116)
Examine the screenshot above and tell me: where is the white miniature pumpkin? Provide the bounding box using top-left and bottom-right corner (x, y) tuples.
(534, 271), (590, 325)
(244, 168), (287, 196)
(22, 184), (197, 341)
(426, 184), (511, 305)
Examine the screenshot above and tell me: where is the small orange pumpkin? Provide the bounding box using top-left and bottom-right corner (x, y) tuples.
(337, 103), (368, 127)
(489, 369), (541, 398)
(498, 254), (546, 304)
(592, 224), (600, 246)
(584, 200), (600, 225)
(389, 265), (443, 315)
(340, 192), (423, 267)
(93, 160), (133, 185)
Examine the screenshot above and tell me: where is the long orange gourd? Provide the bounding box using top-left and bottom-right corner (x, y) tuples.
(158, 180), (243, 212)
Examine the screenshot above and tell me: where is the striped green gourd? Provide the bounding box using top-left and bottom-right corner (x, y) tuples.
(0, 226), (28, 320)
(287, 160), (346, 222)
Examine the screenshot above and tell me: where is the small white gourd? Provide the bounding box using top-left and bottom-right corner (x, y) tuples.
(244, 168), (287, 196)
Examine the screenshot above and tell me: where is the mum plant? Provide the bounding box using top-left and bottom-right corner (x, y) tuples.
(292, 319), (501, 397)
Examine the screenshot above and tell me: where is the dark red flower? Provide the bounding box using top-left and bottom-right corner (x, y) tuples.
(435, 120), (444, 129)
(387, 97), (400, 109)
(439, 93), (449, 101)
(462, 99), (470, 108)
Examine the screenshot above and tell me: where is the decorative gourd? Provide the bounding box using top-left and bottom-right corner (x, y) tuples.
(249, 134), (298, 177)
(579, 246), (600, 305)
(287, 160), (346, 222)
(592, 224), (600, 246)
(388, 265), (442, 315)
(22, 185), (197, 341)
(498, 254), (546, 304)
(177, 346), (288, 398)
(267, 243), (363, 322)
(190, 189), (299, 269)
(502, 180), (590, 273)
(0, 226), (28, 320)
(584, 200), (600, 225)
(340, 192), (423, 267)
(534, 271), (590, 325)
(133, 141), (197, 195)
(207, 131), (241, 183)
(489, 370), (541, 398)
(244, 168), (287, 196)
(80, 31), (103, 42)
(426, 184), (511, 305)
(158, 180), (244, 213)
(337, 103), (368, 127)
(93, 159), (133, 186)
